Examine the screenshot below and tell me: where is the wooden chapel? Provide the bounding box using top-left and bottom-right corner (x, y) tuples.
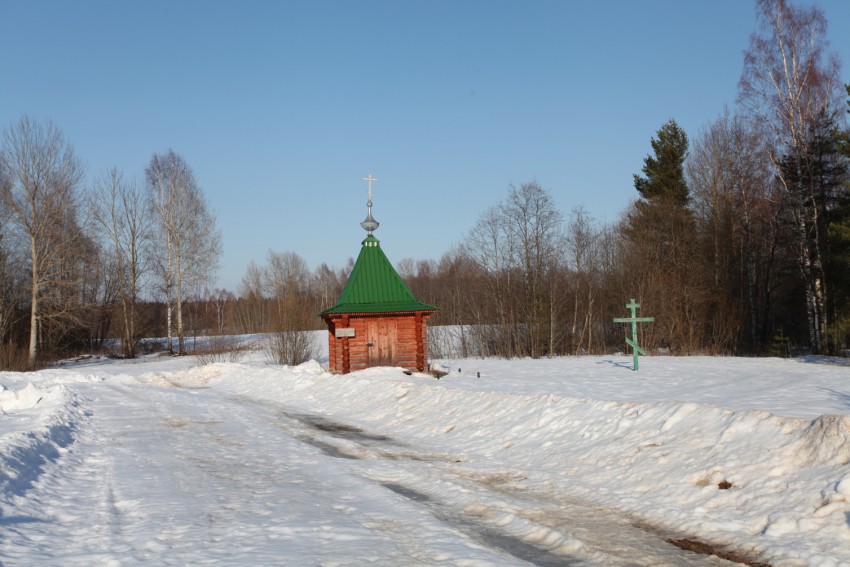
(320, 175), (437, 374)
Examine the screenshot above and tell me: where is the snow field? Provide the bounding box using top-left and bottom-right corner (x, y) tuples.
(0, 352), (848, 565)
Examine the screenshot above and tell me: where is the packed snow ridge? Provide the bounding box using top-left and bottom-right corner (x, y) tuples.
(1, 349), (849, 566)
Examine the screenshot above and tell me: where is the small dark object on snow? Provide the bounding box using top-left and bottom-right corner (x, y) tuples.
(718, 480), (732, 490)
(402, 370), (412, 375)
(458, 368), (461, 373)
(429, 366), (448, 379)
(477, 372), (480, 378)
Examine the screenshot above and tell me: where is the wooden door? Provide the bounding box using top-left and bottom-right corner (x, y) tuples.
(366, 319), (398, 367)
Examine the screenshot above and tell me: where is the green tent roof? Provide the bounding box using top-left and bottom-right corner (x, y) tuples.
(321, 235), (437, 315)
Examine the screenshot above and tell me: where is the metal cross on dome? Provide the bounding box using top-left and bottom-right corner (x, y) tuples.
(360, 174), (380, 234)
(363, 174), (378, 202)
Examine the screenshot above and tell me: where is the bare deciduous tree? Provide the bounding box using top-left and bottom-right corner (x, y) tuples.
(91, 168), (151, 357)
(207, 288), (234, 336)
(502, 181), (563, 357)
(0, 117), (85, 367)
(312, 262), (344, 315)
(463, 203), (520, 356)
(263, 250), (309, 330)
(236, 260), (269, 333)
(688, 111), (778, 351)
(460, 182), (563, 358)
(146, 150), (221, 354)
(0, 165), (20, 346)
(565, 206), (600, 355)
(260, 250), (318, 365)
(739, 0), (844, 352)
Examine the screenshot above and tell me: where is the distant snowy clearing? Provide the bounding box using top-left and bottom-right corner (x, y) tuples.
(0, 350), (848, 566)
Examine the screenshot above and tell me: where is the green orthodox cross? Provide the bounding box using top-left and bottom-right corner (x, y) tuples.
(613, 298), (654, 371)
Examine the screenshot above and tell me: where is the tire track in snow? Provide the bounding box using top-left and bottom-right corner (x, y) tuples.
(234, 394), (738, 566)
(366, 462), (738, 566)
(0, 373), (752, 566)
(0, 392), (129, 564)
(3, 379), (534, 565)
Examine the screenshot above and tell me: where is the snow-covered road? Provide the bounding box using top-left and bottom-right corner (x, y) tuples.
(1, 365), (739, 566)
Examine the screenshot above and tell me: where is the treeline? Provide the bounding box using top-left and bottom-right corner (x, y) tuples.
(0, 119), (221, 369)
(224, 0), (850, 359)
(418, 0), (850, 358)
(226, 85), (850, 356)
(1, 0), (848, 368)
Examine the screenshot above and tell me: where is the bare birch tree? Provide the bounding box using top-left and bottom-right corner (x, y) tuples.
(91, 168), (151, 357)
(208, 288), (234, 336)
(146, 150), (221, 354)
(0, 117), (85, 367)
(565, 206), (599, 355)
(739, 0), (844, 352)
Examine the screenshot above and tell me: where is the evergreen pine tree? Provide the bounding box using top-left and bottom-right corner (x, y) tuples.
(633, 119), (690, 205)
(625, 119), (694, 269)
(622, 119), (700, 353)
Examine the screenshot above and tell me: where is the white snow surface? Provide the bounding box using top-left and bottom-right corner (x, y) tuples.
(1, 345), (849, 566)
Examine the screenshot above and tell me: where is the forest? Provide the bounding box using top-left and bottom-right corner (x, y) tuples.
(0, 0), (848, 369)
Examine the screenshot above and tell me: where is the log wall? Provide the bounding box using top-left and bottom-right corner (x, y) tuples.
(324, 312), (432, 374)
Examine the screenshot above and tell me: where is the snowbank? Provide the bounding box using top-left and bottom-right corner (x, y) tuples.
(0, 380), (85, 498)
(209, 358), (850, 566)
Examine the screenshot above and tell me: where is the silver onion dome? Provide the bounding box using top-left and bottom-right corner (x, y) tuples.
(360, 174), (379, 234)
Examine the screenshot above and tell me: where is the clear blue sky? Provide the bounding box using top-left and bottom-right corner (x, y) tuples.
(2, 0), (849, 292)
